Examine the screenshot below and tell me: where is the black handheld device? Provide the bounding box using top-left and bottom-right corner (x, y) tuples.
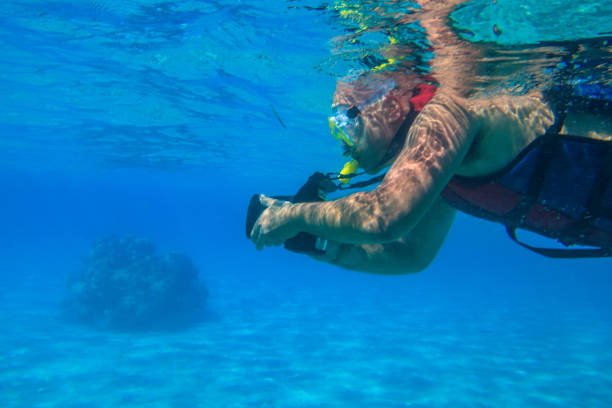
(245, 172), (336, 255)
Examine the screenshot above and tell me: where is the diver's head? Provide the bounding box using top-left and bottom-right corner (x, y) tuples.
(330, 72), (429, 174)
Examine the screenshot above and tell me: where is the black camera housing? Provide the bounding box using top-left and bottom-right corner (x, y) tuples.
(245, 172), (334, 256)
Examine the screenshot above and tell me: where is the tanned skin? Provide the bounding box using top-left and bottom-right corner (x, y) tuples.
(249, 0), (611, 274)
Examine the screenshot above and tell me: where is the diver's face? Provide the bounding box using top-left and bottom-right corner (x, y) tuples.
(331, 98), (400, 174)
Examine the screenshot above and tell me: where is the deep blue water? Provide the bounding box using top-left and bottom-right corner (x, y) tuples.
(1, 1), (611, 407)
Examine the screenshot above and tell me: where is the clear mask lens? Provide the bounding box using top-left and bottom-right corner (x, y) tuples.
(328, 105), (361, 152)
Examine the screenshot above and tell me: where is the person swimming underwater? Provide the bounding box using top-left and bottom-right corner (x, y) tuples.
(249, 0), (612, 273)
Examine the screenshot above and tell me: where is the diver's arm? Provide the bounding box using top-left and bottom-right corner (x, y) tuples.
(250, 92), (475, 249)
(416, 0), (480, 97)
(290, 92), (475, 245)
(311, 197), (456, 274)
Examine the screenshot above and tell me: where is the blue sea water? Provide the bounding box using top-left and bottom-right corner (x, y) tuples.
(1, 1), (611, 407)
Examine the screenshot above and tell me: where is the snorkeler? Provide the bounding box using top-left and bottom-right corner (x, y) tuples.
(249, 0), (612, 273)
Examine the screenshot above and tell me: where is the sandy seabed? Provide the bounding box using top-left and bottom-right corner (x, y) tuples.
(1, 278), (611, 408)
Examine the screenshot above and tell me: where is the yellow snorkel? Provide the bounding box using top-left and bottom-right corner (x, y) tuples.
(339, 159), (359, 184)
(329, 114), (360, 184)
(328, 116), (354, 149)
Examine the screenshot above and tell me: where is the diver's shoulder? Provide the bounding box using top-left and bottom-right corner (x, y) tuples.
(423, 89), (474, 119)
(464, 92), (554, 127)
(453, 92), (556, 176)
(416, 89), (479, 134)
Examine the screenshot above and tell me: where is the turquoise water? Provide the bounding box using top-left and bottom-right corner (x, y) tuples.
(452, 0), (612, 44)
(1, 1), (611, 407)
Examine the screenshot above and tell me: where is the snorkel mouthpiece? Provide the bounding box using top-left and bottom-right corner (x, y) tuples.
(339, 159), (359, 184)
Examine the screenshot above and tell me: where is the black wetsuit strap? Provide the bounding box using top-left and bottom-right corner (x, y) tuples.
(506, 227), (612, 258)
(336, 174), (385, 190)
(544, 89), (571, 137)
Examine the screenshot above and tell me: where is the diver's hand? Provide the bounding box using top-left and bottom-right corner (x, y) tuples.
(250, 194), (301, 250)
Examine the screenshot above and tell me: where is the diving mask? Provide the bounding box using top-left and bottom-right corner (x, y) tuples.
(328, 78), (396, 152)
(328, 104), (361, 156)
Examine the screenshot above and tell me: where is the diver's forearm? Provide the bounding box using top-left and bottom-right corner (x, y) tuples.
(290, 192), (400, 245)
(292, 95), (472, 244)
(419, 0), (479, 96)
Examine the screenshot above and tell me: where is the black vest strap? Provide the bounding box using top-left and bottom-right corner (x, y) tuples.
(444, 134), (612, 258)
(506, 227), (612, 258)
